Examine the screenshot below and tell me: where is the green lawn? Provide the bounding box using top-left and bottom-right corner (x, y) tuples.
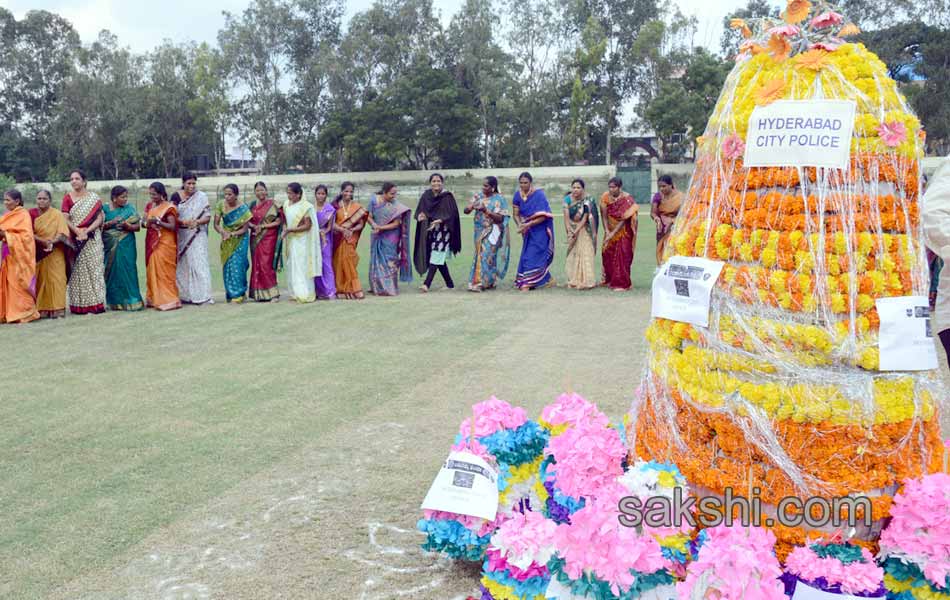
(6, 209), (945, 599)
(1, 213), (661, 599)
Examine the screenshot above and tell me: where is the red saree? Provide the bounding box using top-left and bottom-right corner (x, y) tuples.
(601, 191), (638, 290)
(249, 199), (282, 301)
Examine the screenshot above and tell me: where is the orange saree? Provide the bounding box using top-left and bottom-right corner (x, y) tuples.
(332, 201), (366, 298)
(30, 207), (71, 318)
(145, 202), (181, 311)
(0, 206), (39, 323)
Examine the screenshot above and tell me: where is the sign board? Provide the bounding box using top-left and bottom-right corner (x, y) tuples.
(744, 100), (857, 170)
(420, 451), (499, 521)
(651, 256), (725, 328)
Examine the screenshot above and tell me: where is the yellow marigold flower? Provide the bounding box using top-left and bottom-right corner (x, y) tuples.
(831, 293), (847, 313)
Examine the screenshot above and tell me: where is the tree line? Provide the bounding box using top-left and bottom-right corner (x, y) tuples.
(1, 0), (948, 183)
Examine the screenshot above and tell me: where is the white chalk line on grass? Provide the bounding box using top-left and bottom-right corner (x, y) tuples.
(346, 521), (465, 600)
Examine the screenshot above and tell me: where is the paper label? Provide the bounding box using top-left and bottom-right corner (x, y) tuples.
(877, 296), (938, 371)
(420, 451), (499, 521)
(651, 256), (725, 328)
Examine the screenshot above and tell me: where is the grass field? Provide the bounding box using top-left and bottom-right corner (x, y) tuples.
(1, 209), (661, 599)
(3, 205), (948, 599)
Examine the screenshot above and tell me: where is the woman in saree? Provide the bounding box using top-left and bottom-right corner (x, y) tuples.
(213, 184), (251, 303)
(314, 185), (336, 300)
(247, 181), (282, 302)
(563, 178), (599, 290)
(332, 181), (367, 300)
(144, 182), (181, 311)
(600, 176), (638, 291)
(282, 182), (321, 303)
(512, 172), (555, 291)
(176, 172), (213, 305)
(651, 174), (684, 265)
(367, 182), (412, 296)
(414, 173), (462, 293)
(62, 169), (106, 314)
(464, 176), (509, 292)
(102, 185), (144, 311)
(0, 190), (39, 324)
(29, 189), (70, 318)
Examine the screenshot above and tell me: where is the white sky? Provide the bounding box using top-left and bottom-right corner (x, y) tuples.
(7, 0), (740, 54)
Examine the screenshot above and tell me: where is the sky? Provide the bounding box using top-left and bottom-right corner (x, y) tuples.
(7, 0), (737, 54)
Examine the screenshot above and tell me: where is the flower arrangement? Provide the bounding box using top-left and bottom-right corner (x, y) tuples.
(480, 510), (557, 600)
(418, 440), (504, 561)
(539, 393), (610, 437)
(616, 461), (696, 572)
(545, 485), (675, 600)
(639, 0), (945, 557)
(677, 525), (787, 600)
(783, 541), (886, 597)
(543, 420), (627, 525)
(458, 397), (550, 468)
(879, 474), (950, 600)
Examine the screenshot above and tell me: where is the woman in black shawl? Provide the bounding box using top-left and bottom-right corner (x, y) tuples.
(414, 173), (462, 292)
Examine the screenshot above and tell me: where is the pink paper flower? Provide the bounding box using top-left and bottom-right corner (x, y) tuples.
(722, 134), (746, 160)
(767, 24), (801, 37)
(540, 393), (610, 430)
(878, 120), (908, 147)
(489, 510), (557, 572)
(879, 473), (950, 589)
(677, 525), (786, 600)
(544, 421), (627, 500)
(810, 11), (845, 29)
(458, 396), (528, 438)
(943, 438), (949, 449)
(785, 545), (883, 594)
(552, 492), (671, 596)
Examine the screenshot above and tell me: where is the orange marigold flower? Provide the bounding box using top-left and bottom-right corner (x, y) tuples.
(755, 77), (787, 105)
(785, 0), (812, 24)
(768, 34), (792, 60)
(794, 49), (829, 71)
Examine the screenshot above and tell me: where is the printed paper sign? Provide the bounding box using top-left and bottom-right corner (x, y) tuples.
(421, 451), (499, 521)
(792, 580), (884, 600)
(744, 100), (857, 170)
(651, 256), (725, 328)
(877, 296), (938, 371)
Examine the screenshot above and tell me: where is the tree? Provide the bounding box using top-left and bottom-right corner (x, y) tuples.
(286, 0), (345, 171)
(502, 0), (569, 167)
(565, 17), (607, 163)
(220, 0), (295, 174)
(643, 47), (730, 161)
(840, 0), (949, 29)
(566, 0), (661, 164)
(446, 0), (513, 168)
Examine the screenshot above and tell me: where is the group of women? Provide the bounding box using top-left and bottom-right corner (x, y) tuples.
(0, 169), (684, 324)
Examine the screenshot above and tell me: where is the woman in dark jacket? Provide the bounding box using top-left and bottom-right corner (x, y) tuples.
(414, 173), (462, 292)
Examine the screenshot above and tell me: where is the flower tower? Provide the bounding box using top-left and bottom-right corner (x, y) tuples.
(632, 0), (945, 558)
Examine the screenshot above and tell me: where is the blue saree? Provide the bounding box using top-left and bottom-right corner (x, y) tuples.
(513, 189), (555, 289)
